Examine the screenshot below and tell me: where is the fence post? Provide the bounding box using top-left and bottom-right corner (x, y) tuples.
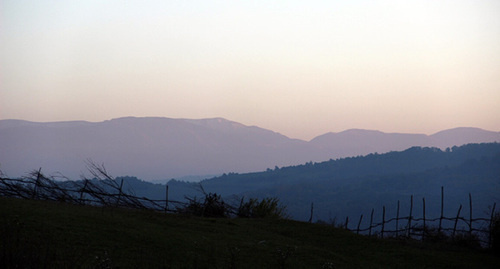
(165, 185), (169, 213)
(369, 208), (374, 237)
(116, 178), (124, 207)
(345, 216), (349, 230)
(381, 206), (386, 238)
(357, 215), (363, 235)
(407, 195), (413, 237)
(422, 198), (426, 241)
(32, 167), (42, 199)
(453, 204), (462, 238)
(396, 200), (400, 237)
(489, 203), (496, 248)
(79, 179), (89, 204)
(469, 193), (473, 237)
(308, 202), (314, 223)
(438, 186), (444, 234)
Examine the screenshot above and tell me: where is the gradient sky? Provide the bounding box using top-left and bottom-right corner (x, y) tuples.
(1, 0), (499, 140)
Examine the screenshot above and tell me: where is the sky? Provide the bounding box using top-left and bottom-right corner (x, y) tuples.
(1, 0), (499, 140)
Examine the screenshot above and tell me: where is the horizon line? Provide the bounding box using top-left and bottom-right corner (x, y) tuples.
(1, 116), (498, 141)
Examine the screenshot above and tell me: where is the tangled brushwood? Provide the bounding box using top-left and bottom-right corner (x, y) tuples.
(0, 164), (288, 220)
(177, 185), (288, 219)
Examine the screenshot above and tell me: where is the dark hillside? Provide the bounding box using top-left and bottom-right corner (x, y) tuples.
(166, 143), (500, 221)
(249, 152), (500, 222)
(1, 197), (498, 268)
(11, 143), (497, 227)
(180, 143), (500, 194)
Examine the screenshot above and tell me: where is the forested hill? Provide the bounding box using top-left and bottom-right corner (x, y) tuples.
(166, 143), (500, 221)
(169, 143), (500, 196)
(61, 143), (500, 222)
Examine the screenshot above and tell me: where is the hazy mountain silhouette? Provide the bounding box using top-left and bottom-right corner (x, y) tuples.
(310, 129), (431, 157)
(0, 117), (499, 180)
(309, 127), (500, 158)
(0, 117), (315, 180)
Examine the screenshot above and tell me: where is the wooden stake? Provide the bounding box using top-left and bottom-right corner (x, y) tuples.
(407, 195), (413, 237)
(396, 200), (400, 237)
(381, 206), (386, 238)
(116, 178), (124, 207)
(79, 179), (89, 204)
(489, 203), (496, 248)
(453, 204), (462, 238)
(357, 214), (363, 235)
(165, 185), (169, 213)
(32, 167), (42, 199)
(308, 202), (314, 223)
(422, 198), (426, 241)
(438, 186), (444, 234)
(469, 193), (473, 237)
(369, 208), (374, 237)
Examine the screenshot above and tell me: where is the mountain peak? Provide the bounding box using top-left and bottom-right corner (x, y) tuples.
(339, 129), (385, 135)
(431, 127), (490, 136)
(1, 117), (499, 181)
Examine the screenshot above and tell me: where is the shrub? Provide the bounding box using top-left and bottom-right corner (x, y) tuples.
(179, 193), (288, 219)
(237, 197), (288, 219)
(181, 193), (230, 218)
(452, 232), (481, 249)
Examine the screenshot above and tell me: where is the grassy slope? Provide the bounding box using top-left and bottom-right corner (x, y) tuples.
(1, 197), (498, 269)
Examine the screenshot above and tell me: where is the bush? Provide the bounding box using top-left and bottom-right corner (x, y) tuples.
(179, 193), (288, 219)
(452, 232), (481, 249)
(237, 197), (288, 219)
(180, 193), (230, 218)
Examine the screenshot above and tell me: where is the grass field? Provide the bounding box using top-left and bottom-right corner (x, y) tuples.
(1, 197), (498, 268)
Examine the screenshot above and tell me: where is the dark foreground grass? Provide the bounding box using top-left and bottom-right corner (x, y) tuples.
(1, 197), (498, 268)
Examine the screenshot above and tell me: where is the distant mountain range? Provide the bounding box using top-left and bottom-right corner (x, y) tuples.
(0, 117), (499, 180)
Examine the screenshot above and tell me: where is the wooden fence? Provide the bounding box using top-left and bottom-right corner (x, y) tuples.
(0, 169), (184, 213)
(343, 187), (497, 248)
(1, 170), (498, 248)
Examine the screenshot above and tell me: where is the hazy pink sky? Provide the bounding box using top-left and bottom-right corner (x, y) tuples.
(1, 0), (499, 140)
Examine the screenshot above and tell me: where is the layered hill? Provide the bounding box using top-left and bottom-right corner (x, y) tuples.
(166, 143), (500, 221)
(310, 127), (500, 157)
(0, 117), (499, 180)
(55, 143), (499, 224)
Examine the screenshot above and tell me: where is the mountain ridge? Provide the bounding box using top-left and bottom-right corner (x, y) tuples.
(1, 117), (499, 180)
(2, 117), (497, 142)
(165, 143), (500, 221)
